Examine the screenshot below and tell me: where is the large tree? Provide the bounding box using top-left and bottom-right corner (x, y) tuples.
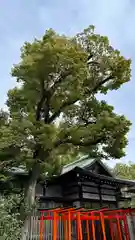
(113, 162), (135, 208)
(0, 26), (132, 235)
(113, 162), (135, 180)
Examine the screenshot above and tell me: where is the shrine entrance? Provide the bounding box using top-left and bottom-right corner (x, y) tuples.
(39, 207), (135, 240)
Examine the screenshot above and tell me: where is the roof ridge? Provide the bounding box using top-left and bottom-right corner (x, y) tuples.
(62, 155), (90, 168)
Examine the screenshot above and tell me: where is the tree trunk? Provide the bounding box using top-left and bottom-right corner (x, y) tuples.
(21, 164), (40, 240)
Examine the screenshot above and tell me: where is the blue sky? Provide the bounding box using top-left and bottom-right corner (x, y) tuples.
(0, 0), (135, 166)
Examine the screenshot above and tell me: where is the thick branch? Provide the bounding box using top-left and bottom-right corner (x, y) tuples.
(87, 75), (114, 94)
(87, 55), (114, 93)
(87, 54), (93, 61)
(54, 136), (104, 149)
(66, 137), (102, 146)
(36, 78), (47, 121)
(36, 79), (51, 123)
(34, 79), (49, 165)
(36, 70), (72, 122)
(80, 118), (96, 127)
(36, 90), (50, 121)
(79, 103), (96, 127)
(48, 98), (79, 123)
(92, 75), (114, 93)
(87, 60), (100, 65)
(44, 97), (50, 123)
(50, 69), (72, 94)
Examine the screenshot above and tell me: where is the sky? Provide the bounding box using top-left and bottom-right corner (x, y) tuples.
(0, 0), (135, 167)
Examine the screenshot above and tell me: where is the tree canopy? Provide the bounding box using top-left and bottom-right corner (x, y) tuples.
(0, 25), (132, 238)
(112, 162), (135, 208)
(113, 162), (135, 180)
(0, 26), (132, 210)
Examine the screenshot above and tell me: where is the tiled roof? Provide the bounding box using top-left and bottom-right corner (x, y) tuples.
(61, 155), (94, 174)
(61, 155), (113, 176)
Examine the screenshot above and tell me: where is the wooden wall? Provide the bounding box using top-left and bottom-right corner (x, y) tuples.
(36, 177), (119, 209)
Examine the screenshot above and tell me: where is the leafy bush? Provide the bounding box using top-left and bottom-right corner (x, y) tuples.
(0, 194), (22, 240)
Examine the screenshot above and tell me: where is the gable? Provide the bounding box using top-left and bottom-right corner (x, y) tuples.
(61, 155), (93, 174)
(85, 161), (113, 177)
(61, 156), (113, 177)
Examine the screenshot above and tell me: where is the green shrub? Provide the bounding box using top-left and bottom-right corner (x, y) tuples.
(0, 194), (22, 240)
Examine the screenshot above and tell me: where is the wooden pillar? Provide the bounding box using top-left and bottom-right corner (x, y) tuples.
(115, 186), (120, 208)
(78, 181), (83, 207)
(77, 173), (83, 207)
(43, 183), (46, 196)
(99, 183), (103, 207)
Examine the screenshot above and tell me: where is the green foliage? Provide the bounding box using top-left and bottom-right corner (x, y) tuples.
(0, 26), (131, 176)
(0, 194), (22, 240)
(0, 25), (132, 237)
(113, 162), (135, 208)
(113, 162), (135, 180)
